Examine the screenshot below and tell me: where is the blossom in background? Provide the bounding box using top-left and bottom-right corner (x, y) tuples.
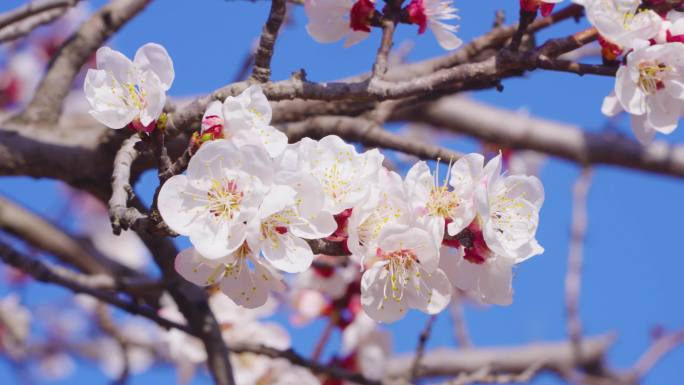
(222, 318), (291, 385)
(260, 360), (321, 385)
(201, 86), (288, 157)
(159, 298), (207, 385)
(573, 0), (661, 50)
(37, 352), (75, 380)
(66, 189), (150, 271)
(96, 320), (158, 379)
(406, 0), (463, 50)
(360, 224), (452, 322)
(304, 0), (375, 47)
(0, 294), (31, 358)
(603, 43), (684, 143)
(0, 52), (42, 108)
(340, 310), (392, 381)
(84, 43), (174, 131)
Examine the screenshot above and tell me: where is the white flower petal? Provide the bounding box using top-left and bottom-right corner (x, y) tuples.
(134, 43), (175, 90)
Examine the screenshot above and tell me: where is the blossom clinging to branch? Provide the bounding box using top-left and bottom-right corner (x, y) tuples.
(84, 43), (174, 132)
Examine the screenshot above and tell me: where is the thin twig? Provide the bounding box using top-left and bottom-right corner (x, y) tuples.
(372, 18), (397, 77)
(311, 312), (337, 363)
(565, 168), (593, 353)
(0, 0), (78, 30)
(631, 327), (684, 378)
(0, 8), (69, 44)
(95, 303), (130, 385)
(411, 315), (437, 379)
(108, 135), (149, 235)
(509, 7), (536, 51)
(250, 0), (286, 82)
(449, 290), (472, 349)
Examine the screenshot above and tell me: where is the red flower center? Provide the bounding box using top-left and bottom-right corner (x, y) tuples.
(539, 2), (556, 17)
(407, 0), (428, 34)
(350, 0), (375, 33)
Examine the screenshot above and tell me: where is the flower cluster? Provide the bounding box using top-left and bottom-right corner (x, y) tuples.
(157, 84), (545, 322)
(573, 0), (684, 143)
(304, 0), (463, 50)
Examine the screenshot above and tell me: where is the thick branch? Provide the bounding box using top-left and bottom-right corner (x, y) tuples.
(0, 195), (108, 274)
(387, 334), (615, 379)
(0, 240), (188, 333)
(283, 116), (462, 161)
(138, 232), (236, 385)
(372, 18), (397, 77)
(15, 0), (151, 125)
(395, 97), (684, 179)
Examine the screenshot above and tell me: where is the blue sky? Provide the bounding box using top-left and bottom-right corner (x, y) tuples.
(1, 1), (683, 384)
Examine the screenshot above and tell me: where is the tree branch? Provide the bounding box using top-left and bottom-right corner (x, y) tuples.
(0, 195), (109, 274)
(250, 0), (286, 83)
(387, 334), (615, 379)
(395, 97), (684, 179)
(0, 0), (79, 30)
(565, 169), (593, 351)
(283, 116), (462, 161)
(0, 240), (189, 333)
(108, 135), (148, 235)
(0, 7), (70, 44)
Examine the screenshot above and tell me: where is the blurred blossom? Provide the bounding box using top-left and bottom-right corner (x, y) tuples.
(0, 293), (31, 358)
(66, 189), (150, 271)
(37, 352), (75, 380)
(95, 320), (158, 379)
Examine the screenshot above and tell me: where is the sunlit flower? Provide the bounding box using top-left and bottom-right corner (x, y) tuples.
(256, 171), (337, 273)
(404, 154), (483, 244)
(175, 245), (286, 308)
(607, 43), (684, 143)
(200, 86), (288, 157)
(158, 140), (272, 259)
(574, 0), (661, 49)
(284, 135), (384, 214)
(347, 168), (411, 264)
(360, 225), (451, 322)
(440, 154), (544, 305)
(84, 43), (174, 131)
